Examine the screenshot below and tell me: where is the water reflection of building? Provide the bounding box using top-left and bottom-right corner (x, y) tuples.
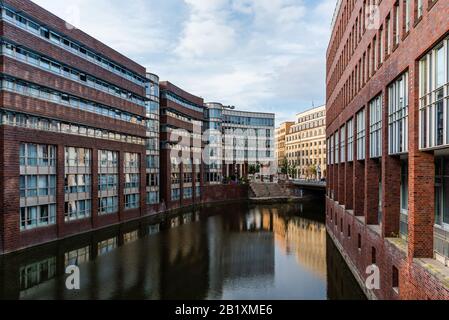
(0, 204), (275, 300)
(208, 205), (275, 299)
(273, 208), (327, 280)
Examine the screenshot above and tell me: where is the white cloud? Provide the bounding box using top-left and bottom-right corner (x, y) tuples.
(175, 0), (236, 58)
(31, 0), (336, 124)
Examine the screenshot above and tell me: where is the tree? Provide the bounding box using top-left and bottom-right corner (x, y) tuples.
(280, 157), (289, 175)
(249, 163), (261, 175)
(308, 165), (317, 180)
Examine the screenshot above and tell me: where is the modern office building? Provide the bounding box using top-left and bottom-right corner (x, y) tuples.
(222, 108), (276, 179)
(203, 103), (276, 180)
(275, 121), (295, 168)
(285, 106), (326, 180)
(0, 0), (152, 253)
(159, 81), (205, 210)
(326, 0), (449, 299)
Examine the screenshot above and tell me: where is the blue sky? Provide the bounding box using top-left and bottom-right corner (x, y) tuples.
(33, 0), (336, 125)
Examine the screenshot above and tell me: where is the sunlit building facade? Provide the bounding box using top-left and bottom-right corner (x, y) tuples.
(275, 121), (295, 168)
(285, 106), (326, 179)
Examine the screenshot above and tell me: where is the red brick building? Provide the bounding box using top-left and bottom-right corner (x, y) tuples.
(159, 81), (205, 211)
(0, 0), (253, 255)
(326, 0), (449, 299)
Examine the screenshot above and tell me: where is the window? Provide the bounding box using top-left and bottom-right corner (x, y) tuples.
(369, 95), (383, 158)
(404, 0), (411, 33)
(347, 119), (354, 162)
(125, 173), (140, 189)
(171, 188), (181, 201)
(98, 196), (118, 215)
(329, 134), (334, 165)
(419, 38), (448, 149)
(124, 152), (139, 169)
(348, 224), (351, 238)
(65, 199), (91, 221)
(99, 150), (118, 168)
(435, 157), (449, 227)
(184, 187), (193, 199)
(98, 174), (118, 191)
(147, 191), (159, 204)
(65, 147), (91, 167)
(392, 266), (399, 291)
(20, 204), (56, 230)
(124, 193), (140, 210)
(335, 131), (340, 164)
(20, 143), (56, 167)
(372, 247), (377, 264)
(20, 175), (56, 197)
(340, 125), (346, 163)
(65, 174), (91, 193)
(394, 2), (400, 45)
(389, 72), (409, 154)
(356, 109), (366, 160)
(386, 15), (391, 55)
(400, 160), (409, 239)
(416, 0), (423, 19)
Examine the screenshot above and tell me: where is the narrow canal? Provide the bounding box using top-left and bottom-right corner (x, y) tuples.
(0, 199), (366, 300)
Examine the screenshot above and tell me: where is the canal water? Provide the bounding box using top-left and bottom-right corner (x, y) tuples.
(0, 199), (366, 300)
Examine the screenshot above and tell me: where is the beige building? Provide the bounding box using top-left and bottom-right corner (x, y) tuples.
(275, 121), (295, 168)
(285, 105), (326, 180)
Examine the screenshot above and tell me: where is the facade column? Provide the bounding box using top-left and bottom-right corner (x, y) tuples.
(408, 61), (434, 259)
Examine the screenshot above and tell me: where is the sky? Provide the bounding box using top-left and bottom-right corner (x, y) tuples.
(32, 0), (336, 126)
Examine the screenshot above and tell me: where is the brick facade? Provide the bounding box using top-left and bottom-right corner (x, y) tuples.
(326, 0), (449, 299)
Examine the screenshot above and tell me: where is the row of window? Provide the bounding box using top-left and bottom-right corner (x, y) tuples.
(1, 75), (144, 125)
(419, 37), (449, 149)
(161, 91), (204, 113)
(0, 5), (148, 86)
(329, 72), (409, 163)
(1, 42), (146, 107)
(223, 115), (275, 127)
(2, 111), (145, 146)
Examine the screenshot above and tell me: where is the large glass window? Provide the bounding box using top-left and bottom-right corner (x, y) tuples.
(335, 131), (340, 164)
(98, 196), (118, 215)
(329, 134), (334, 165)
(356, 109), (366, 160)
(400, 160), (409, 239)
(124, 193), (140, 210)
(98, 174), (118, 191)
(65, 200), (91, 221)
(20, 143), (56, 167)
(389, 72), (409, 154)
(435, 157), (449, 227)
(65, 147), (91, 167)
(347, 119), (354, 162)
(65, 174), (91, 194)
(340, 125), (346, 163)
(369, 95), (383, 158)
(20, 204), (56, 230)
(420, 38), (449, 149)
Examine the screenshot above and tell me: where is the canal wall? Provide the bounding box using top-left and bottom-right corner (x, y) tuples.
(326, 197), (449, 300)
